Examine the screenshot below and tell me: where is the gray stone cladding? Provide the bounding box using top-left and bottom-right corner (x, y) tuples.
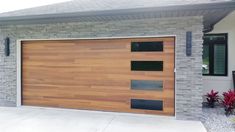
(0, 16), (203, 120)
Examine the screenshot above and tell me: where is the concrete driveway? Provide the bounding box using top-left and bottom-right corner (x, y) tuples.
(0, 107), (206, 132)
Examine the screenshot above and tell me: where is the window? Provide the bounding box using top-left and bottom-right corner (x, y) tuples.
(203, 34), (228, 76)
(131, 41), (163, 52)
(131, 61), (163, 71)
(131, 80), (163, 91)
(131, 99), (163, 111)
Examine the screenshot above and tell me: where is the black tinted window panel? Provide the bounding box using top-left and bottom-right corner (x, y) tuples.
(214, 44), (226, 75)
(131, 80), (163, 91)
(131, 61), (163, 71)
(131, 41), (163, 52)
(131, 99), (163, 111)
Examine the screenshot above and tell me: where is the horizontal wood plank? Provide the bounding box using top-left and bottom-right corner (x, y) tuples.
(22, 37), (175, 116)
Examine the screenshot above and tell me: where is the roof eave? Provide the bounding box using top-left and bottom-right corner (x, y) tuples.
(0, 1), (234, 30)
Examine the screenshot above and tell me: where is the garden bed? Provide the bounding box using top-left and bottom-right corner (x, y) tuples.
(202, 107), (235, 132)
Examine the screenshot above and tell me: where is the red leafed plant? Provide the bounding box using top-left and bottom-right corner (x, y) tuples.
(222, 90), (235, 115)
(206, 90), (219, 108)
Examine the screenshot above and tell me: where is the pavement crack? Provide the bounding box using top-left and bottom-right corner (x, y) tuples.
(101, 116), (116, 132)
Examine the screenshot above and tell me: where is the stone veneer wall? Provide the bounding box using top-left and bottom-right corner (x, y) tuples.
(0, 16), (203, 120)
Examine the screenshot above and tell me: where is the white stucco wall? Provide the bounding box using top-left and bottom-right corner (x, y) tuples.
(203, 11), (235, 94)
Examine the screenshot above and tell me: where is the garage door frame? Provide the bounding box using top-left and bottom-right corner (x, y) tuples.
(16, 35), (176, 116)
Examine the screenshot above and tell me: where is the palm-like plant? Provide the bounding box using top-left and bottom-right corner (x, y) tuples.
(205, 90), (220, 108)
(222, 90), (235, 115)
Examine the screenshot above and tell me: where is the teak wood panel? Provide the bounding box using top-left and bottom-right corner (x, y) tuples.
(22, 37), (175, 116)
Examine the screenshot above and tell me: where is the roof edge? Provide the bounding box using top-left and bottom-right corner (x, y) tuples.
(0, 1), (235, 22)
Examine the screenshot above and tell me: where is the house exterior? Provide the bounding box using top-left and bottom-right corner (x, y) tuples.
(203, 11), (235, 94)
(0, 0), (234, 121)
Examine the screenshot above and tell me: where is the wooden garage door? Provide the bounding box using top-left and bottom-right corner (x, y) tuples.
(22, 37), (175, 116)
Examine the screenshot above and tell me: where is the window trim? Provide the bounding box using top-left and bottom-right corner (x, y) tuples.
(203, 33), (228, 76)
